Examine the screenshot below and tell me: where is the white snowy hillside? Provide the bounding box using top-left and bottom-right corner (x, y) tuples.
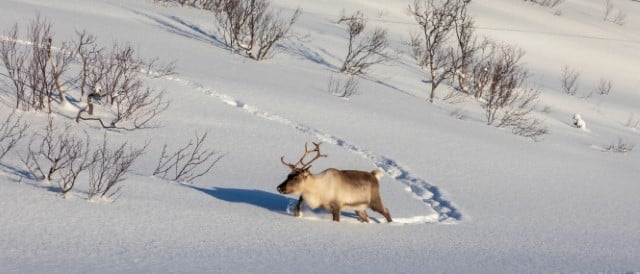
(1, 0), (639, 272)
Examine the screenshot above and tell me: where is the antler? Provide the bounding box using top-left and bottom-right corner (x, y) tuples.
(280, 142), (327, 171)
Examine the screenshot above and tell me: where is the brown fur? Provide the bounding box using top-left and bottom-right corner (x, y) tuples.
(277, 168), (392, 222)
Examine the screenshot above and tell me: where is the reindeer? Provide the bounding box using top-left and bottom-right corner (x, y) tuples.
(277, 142), (392, 223)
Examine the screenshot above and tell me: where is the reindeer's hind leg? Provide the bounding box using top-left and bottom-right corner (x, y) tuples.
(355, 210), (370, 223)
(370, 199), (392, 223)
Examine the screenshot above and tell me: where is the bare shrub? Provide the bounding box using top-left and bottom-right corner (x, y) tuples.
(525, 0), (564, 8)
(467, 42), (547, 140)
(442, 87), (467, 104)
(327, 74), (359, 98)
(625, 114), (639, 130)
(408, 0), (467, 103)
(449, 108), (467, 120)
(337, 10), (391, 75)
(154, 0), (218, 8)
(212, 0), (302, 60)
(153, 131), (223, 183)
(511, 117), (548, 141)
(76, 42), (170, 130)
(21, 117), (93, 195)
(611, 10), (627, 25)
(0, 109), (28, 160)
(603, 0), (626, 25)
(88, 134), (147, 200)
(144, 57), (176, 78)
(596, 77), (613, 95)
(561, 65), (580, 95)
(603, 138), (634, 153)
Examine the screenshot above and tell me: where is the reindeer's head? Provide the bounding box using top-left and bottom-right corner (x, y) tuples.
(277, 142), (326, 195)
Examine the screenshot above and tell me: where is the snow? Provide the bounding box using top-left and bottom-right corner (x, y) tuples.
(1, 0), (639, 272)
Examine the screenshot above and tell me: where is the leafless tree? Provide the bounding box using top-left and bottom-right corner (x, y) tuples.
(337, 10), (390, 75)
(327, 74), (359, 98)
(408, 0), (467, 103)
(0, 24), (28, 110)
(212, 0), (301, 60)
(561, 65), (580, 95)
(596, 77), (612, 95)
(451, 3), (481, 93)
(153, 131), (223, 183)
(88, 134), (147, 200)
(0, 109), (28, 160)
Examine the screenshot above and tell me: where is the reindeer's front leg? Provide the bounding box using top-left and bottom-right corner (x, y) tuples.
(294, 195), (304, 217)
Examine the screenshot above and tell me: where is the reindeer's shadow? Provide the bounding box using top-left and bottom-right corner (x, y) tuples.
(187, 185), (364, 221)
(187, 185), (294, 214)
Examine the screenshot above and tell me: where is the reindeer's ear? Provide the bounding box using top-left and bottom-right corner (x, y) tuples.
(302, 165), (312, 175)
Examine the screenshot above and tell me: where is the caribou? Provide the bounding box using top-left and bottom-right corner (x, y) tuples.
(277, 142), (392, 223)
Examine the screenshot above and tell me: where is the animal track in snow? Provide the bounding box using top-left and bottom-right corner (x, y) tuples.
(167, 76), (461, 223)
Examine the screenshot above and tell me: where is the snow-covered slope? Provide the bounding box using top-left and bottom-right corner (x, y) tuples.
(1, 0), (639, 272)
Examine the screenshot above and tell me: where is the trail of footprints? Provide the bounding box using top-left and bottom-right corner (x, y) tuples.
(167, 77), (461, 224)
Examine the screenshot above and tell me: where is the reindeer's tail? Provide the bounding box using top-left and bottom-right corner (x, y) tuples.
(371, 169), (384, 181)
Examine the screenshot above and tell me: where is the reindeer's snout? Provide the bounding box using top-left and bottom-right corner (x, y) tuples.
(277, 182), (287, 194)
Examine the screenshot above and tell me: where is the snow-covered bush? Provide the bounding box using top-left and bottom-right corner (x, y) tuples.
(573, 113), (586, 130)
